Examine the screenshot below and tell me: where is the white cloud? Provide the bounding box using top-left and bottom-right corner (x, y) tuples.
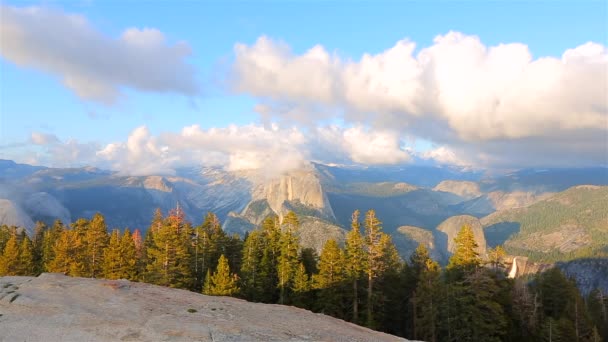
(15, 124), (421, 175)
(315, 126), (412, 165)
(30, 132), (59, 145)
(0, 5), (198, 103)
(231, 33), (608, 168)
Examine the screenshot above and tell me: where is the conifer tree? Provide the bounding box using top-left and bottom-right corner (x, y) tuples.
(363, 209), (386, 328)
(42, 220), (65, 271)
(119, 229), (138, 280)
(487, 245), (506, 271)
(144, 207), (193, 288)
(277, 211), (300, 304)
(259, 215), (281, 302)
(18, 235), (35, 275)
(314, 239), (346, 317)
(344, 209), (366, 323)
(202, 269), (212, 295)
(447, 224), (481, 275)
(31, 221), (46, 274)
(291, 262), (311, 308)
(412, 257), (441, 342)
(0, 231), (20, 276)
(84, 213), (109, 278)
(205, 254), (239, 296)
(48, 230), (85, 276)
(103, 230), (123, 279)
(240, 229), (265, 301)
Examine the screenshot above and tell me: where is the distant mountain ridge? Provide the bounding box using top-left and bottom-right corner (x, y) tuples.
(1, 159), (607, 261)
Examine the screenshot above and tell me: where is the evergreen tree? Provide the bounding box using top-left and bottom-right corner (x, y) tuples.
(42, 220), (65, 271)
(144, 207), (193, 288)
(103, 230), (123, 279)
(48, 230), (85, 276)
(240, 229), (265, 301)
(259, 215), (281, 302)
(204, 254), (239, 296)
(0, 231), (20, 276)
(291, 262), (311, 309)
(447, 224), (481, 278)
(18, 235), (35, 275)
(344, 209), (366, 323)
(363, 209), (386, 328)
(31, 221), (47, 274)
(84, 213), (109, 277)
(487, 245), (507, 271)
(412, 257), (441, 342)
(314, 239), (346, 317)
(277, 211), (300, 304)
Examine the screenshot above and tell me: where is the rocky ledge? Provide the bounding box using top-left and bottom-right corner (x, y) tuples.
(0, 273), (407, 342)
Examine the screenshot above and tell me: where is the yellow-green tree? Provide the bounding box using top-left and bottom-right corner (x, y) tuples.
(84, 213), (109, 278)
(447, 224), (481, 273)
(344, 209), (367, 323)
(277, 211), (300, 304)
(48, 230), (85, 276)
(0, 231), (20, 276)
(18, 235), (35, 275)
(204, 254), (239, 296)
(314, 239), (346, 317)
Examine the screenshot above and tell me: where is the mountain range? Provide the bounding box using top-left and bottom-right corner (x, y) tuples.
(1, 159), (607, 264)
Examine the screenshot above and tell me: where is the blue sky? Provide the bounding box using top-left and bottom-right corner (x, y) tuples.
(0, 1), (606, 173)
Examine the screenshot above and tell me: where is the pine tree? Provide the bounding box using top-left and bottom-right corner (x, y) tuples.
(240, 229), (265, 301)
(48, 230), (85, 276)
(487, 245), (506, 271)
(84, 213), (109, 278)
(0, 231), (20, 276)
(412, 257), (441, 342)
(144, 207), (193, 288)
(259, 215), (281, 302)
(31, 221), (46, 274)
(103, 230), (123, 279)
(291, 262), (311, 308)
(314, 239), (346, 317)
(344, 209), (366, 323)
(205, 254), (239, 296)
(42, 220), (65, 271)
(18, 235), (35, 275)
(119, 229), (138, 280)
(447, 224), (481, 276)
(277, 211), (300, 304)
(363, 209), (385, 328)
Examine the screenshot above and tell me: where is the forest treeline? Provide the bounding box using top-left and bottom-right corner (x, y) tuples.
(0, 208), (606, 342)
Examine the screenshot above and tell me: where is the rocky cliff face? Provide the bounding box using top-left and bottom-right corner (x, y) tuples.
(433, 180), (482, 199)
(0, 199), (34, 232)
(250, 169), (335, 221)
(436, 215), (487, 263)
(0, 273), (407, 342)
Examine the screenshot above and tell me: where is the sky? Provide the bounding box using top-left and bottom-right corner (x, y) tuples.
(0, 1), (607, 175)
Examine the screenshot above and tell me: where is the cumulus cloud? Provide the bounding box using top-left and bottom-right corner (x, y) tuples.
(0, 5), (198, 103)
(14, 124), (421, 176)
(314, 126), (412, 165)
(232, 33), (608, 167)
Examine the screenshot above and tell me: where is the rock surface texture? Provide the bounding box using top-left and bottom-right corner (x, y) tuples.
(0, 273), (407, 342)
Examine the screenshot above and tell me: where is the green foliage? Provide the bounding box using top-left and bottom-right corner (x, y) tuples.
(1, 208), (605, 342)
(447, 224), (481, 274)
(486, 186), (608, 262)
(204, 254), (239, 296)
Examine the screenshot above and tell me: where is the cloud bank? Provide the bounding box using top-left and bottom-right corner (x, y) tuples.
(232, 33), (608, 168)
(0, 5), (198, 103)
(21, 124), (415, 176)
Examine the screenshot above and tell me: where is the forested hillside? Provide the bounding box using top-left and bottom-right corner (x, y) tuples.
(483, 186), (608, 262)
(1, 209), (606, 342)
